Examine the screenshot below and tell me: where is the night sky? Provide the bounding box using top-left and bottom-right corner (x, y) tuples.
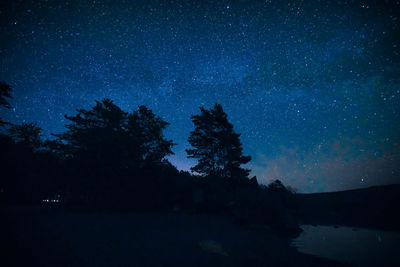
(1, 0), (399, 192)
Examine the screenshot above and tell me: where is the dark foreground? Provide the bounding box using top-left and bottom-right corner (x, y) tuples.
(1, 206), (343, 267)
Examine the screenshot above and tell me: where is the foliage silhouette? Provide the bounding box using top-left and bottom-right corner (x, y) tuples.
(8, 122), (43, 151)
(0, 81), (12, 109)
(0, 90), (307, 236)
(268, 179), (297, 194)
(186, 104), (251, 179)
(54, 99), (173, 167)
(268, 179), (286, 190)
(0, 82), (12, 126)
(127, 105), (175, 165)
(0, 124), (62, 204)
(47, 99), (175, 207)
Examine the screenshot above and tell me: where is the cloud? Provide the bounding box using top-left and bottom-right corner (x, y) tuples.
(250, 139), (400, 193)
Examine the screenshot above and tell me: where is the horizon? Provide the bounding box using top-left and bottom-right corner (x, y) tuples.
(1, 0), (399, 193)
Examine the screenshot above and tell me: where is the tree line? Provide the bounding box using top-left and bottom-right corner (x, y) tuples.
(0, 82), (295, 222)
(0, 82), (256, 204)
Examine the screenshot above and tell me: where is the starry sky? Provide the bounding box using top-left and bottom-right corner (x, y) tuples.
(1, 0), (399, 192)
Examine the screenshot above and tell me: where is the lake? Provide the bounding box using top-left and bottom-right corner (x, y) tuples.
(292, 225), (400, 266)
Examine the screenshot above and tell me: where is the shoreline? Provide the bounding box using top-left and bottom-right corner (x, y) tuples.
(1, 205), (345, 266)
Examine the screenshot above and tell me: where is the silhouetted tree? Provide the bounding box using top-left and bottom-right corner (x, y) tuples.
(127, 105), (174, 165)
(41, 139), (68, 158)
(268, 179), (285, 190)
(0, 82), (12, 109)
(54, 99), (127, 162)
(50, 99), (175, 206)
(0, 121), (63, 204)
(186, 104), (251, 179)
(286, 185), (298, 194)
(54, 99), (173, 169)
(0, 82), (12, 126)
(8, 122), (43, 150)
(267, 179), (296, 194)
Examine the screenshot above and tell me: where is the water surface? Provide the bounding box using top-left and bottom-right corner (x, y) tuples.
(292, 225), (400, 266)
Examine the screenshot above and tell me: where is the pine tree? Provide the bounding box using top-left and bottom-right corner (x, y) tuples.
(0, 82), (12, 109)
(54, 99), (174, 168)
(8, 122), (43, 150)
(54, 99), (128, 161)
(127, 105), (174, 164)
(0, 82), (12, 126)
(186, 104), (251, 178)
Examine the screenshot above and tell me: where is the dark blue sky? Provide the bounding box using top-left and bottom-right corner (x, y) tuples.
(1, 0), (399, 192)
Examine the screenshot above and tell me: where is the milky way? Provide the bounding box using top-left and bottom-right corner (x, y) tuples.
(1, 0), (399, 192)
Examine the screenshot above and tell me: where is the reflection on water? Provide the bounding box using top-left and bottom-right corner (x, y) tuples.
(292, 225), (400, 266)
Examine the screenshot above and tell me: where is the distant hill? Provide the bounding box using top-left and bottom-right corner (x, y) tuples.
(290, 184), (400, 230)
